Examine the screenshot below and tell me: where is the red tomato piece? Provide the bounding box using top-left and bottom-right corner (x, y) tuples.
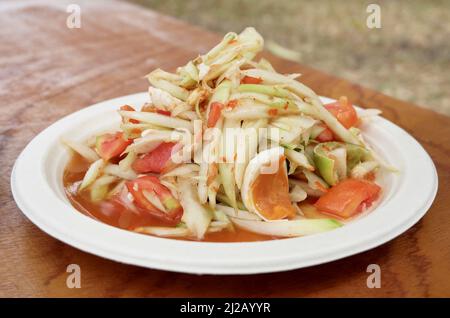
(316, 125), (335, 142)
(207, 101), (224, 128)
(241, 75), (263, 84)
(126, 176), (182, 223)
(314, 179), (381, 219)
(324, 96), (358, 129)
(132, 142), (176, 174)
(96, 132), (132, 161)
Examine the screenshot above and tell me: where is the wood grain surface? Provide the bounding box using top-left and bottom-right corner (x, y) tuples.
(1, 0), (449, 297)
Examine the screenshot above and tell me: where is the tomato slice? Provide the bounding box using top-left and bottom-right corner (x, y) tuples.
(207, 101), (224, 128)
(132, 142), (176, 174)
(316, 125), (335, 142)
(314, 179), (381, 219)
(126, 176), (182, 223)
(324, 96), (358, 129)
(120, 105), (139, 124)
(241, 75), (263, 84)
(96, 132), (132, 161)
(251, 157), (297, 220)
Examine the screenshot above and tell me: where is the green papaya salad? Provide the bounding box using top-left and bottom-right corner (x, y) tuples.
(62, 28), (392, 241)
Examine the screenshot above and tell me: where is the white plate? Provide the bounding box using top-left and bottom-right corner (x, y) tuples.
(11, 93), (438, 275)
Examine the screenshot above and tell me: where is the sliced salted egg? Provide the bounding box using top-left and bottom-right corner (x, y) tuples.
(241, 147), (297, 221)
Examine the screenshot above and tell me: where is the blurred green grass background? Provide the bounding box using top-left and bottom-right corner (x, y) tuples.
(130, 0), (450, 115)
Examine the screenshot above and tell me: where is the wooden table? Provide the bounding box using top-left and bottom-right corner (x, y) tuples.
(1, 0), (449, 297)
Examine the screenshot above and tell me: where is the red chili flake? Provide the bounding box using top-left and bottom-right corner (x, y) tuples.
(156, 109), (171, 116)
(365, 171), (376, 181)
(268, 109), (278, 117)
(227, 99), (239, 109)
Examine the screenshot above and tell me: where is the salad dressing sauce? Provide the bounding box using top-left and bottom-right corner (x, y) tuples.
(63, 154), (277, 242)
